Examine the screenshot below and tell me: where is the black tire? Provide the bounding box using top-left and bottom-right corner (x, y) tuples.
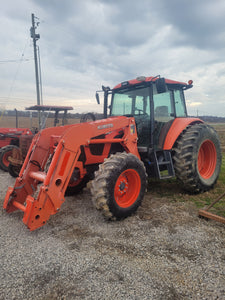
(91, 152), (147, 220)
(173, 123), (221, 193)
(80, 113), (96, 123)
(8, 163), (21, 178)
(65, 168), (89, 196)
(0, 145), (18, 172)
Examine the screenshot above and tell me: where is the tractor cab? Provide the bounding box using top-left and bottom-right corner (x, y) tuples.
(96, 76), (194, 179)
(98, 76), (192, 151)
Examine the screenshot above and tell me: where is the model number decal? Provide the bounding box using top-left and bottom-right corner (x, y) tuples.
(97, 124), (113, 130)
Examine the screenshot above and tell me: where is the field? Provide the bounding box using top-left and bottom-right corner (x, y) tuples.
(0, 115), (80, 128)
(0, 117), (224, 299)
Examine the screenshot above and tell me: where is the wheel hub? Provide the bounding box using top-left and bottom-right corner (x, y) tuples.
(117, 177), (128, 196)
(114, 169), (141, 208)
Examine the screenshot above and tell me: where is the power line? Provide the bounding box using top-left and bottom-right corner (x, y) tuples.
(0, 96), (35, 100)
(0, 58), (32, 64)
(6, 37), (30, 104)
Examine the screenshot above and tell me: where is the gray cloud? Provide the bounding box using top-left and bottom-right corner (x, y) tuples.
(154, 0), (225, 50)
(0, 0), (225, 116)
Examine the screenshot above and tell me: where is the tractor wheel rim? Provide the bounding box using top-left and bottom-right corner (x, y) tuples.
(2, 152), (12, 167)
(114, 169), (141, 208)
(198, 140), (217, 179)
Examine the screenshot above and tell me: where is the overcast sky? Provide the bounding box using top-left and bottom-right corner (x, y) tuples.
(0, 0), (225, 116)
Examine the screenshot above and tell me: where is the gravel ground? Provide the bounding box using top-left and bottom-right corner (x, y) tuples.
(0, 169), (224, 300)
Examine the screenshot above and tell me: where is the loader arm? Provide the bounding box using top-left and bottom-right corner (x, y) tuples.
(3, 116), (138, 230)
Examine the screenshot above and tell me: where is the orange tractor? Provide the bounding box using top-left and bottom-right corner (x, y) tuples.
(3, 75), (221, 230)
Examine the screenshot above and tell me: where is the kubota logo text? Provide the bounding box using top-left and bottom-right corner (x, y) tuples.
(97, 124), (113, 130)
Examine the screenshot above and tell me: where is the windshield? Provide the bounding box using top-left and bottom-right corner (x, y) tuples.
(111, 87), (150, 116)
(110, 87), (151, 147)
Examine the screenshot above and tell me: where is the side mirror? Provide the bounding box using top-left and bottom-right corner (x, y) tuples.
(156, 77), (167, 94)
(95, 92), (100, 104)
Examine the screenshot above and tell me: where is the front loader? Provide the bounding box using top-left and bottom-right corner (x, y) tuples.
(3, 75), (221, 230)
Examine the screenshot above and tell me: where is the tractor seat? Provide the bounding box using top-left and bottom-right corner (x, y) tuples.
(155, 106), (168, 117)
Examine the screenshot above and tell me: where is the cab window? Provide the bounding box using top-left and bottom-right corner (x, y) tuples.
(153, 89), (174, 122)
(174, 90), (187, 117)
(111, 87), (150, 116)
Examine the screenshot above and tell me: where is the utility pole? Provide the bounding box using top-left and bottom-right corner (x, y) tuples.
(30, 13), (41, 129)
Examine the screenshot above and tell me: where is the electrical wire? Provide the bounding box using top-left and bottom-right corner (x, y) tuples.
(0, 58), (32, 64)
(4, 37), (30, 112)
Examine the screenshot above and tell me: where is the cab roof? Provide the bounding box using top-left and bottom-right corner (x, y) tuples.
(113, 76), (188, 90)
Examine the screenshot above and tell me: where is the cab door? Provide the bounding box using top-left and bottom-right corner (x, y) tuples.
(153, 86), (175, 149)
(134, 88), (151, 147)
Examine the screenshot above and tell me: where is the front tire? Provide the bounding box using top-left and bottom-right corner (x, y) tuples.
(91, 152), (147, 220)
(173, 123), (221, 193)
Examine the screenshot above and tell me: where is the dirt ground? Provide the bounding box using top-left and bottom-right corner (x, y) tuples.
(0, 170), (224, 300)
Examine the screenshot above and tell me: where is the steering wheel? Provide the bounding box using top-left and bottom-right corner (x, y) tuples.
(134, 107), (145, 115)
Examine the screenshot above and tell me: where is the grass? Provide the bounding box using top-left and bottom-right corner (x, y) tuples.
(149, 171), (225, 218)
(148, 122), (225, 219)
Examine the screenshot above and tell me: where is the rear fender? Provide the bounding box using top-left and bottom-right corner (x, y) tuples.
(163, 118), (203, 150)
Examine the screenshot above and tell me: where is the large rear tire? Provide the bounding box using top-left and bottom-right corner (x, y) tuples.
(173, 123), (221, 193)
(91, 152), (147, 220)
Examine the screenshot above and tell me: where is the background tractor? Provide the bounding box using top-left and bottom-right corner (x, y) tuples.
(7, 107), (95, 178)
(3, 75), (221, 230)
(0, 128), (33, 172)
(5, 105), (73, 177)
